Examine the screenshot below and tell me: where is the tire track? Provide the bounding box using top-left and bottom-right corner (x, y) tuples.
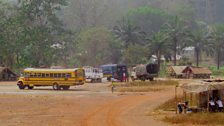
(80, 91), (173, 126)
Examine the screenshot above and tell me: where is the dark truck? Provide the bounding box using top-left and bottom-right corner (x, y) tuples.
(131, 64), (158, 81)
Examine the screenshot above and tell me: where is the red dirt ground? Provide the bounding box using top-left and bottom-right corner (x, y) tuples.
(0, 81), (174, 126)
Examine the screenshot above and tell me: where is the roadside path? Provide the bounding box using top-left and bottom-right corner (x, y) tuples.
(81, 89), (173, 126)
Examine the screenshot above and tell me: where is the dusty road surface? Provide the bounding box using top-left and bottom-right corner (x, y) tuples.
(0, 81), (174, 126)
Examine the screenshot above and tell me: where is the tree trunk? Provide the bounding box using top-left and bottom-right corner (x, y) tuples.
(157, 51), (161, 71)
(196, 49), (199, 67)
(217, 49), (220, 70)
(173, 38), (177, 66)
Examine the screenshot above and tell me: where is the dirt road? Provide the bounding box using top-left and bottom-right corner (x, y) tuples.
(0, 81), (174, 126)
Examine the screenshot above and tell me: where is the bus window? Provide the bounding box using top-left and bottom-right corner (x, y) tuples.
(30, 73), (34, 77)
(42, 73), (45, 78)
(58, 73), (61, 78)
(46, 73), (49, 77)
(50, 73), (53, 78)
(54, 73), (58, 78)
(66, 73), (71, 78)
(37, 73), (41, 77)
(62, 73), (66, 78)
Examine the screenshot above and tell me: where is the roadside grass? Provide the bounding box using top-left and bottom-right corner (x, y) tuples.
(118, 86), (163, 92)
(155, 96), (182, 111)
(111, 80), (178, 92)
(163, 113), (224, 125)
(204, 65), (224, 78)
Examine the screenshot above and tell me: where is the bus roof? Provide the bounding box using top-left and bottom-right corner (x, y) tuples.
(24, 68), (81, 72)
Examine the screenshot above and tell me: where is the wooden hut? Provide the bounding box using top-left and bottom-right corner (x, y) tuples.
(177, 80), (224, 112)
(166, 66), (187, 78)
(0, 67), (17, 81)
(182, 66), (212, 79)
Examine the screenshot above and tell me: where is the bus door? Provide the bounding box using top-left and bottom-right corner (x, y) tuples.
(117, 66), (127, 82)
(75, 69), (85, 83)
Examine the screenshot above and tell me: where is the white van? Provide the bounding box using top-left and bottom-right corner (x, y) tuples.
(83, 66), (103, 83)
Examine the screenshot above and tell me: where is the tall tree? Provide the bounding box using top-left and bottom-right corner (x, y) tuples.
(188, 21), (211, 67)
(17, 0), (69, 67)
(148, 31), (170, 70)
(122, 44), (148, 66)
(210, 25), (224, 69)
(77, 27), (121, 66)
(162, 16), (190, 65)
(126, 6), (169, 36)
(113, 17), (146, 48)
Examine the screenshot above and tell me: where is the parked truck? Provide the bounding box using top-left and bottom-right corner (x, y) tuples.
(83, 66), (103, 83)
(131, 64), (158, 81)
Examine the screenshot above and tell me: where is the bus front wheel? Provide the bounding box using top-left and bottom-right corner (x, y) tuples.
(53, 83), (60, 90)
(17, 82), (25, 90)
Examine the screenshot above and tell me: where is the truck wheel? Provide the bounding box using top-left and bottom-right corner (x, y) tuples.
(149, 77), (154, 81)
(53, 83), (60, 90)
(141, 77), (145, 81)
(62, 86), (70, 90)
(98, 78), (102, 83)
(17, 82), (25, 90)
(107, 77), (111, 82)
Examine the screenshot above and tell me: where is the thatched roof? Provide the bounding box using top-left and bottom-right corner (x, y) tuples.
(180, 80), (224, 93)
(0, 67), (17, 76)
(184, 67), (212, 74)
(167, 66), (187, 75)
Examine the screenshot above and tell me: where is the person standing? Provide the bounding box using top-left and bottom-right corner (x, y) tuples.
(216, 98), (223, 112)
(209, 98), (216, 112)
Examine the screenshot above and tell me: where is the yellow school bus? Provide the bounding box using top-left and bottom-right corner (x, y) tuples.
(17, 68), (85, 90)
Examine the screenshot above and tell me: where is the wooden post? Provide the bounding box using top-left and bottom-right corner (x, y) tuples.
(207, 90), (210, 112)
(190, 93), (193, 107)
(175, 85), (177, 114)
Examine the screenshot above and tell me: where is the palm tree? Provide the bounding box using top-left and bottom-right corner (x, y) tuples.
(188, 22), (211, 67)
(162, 16), (189, 65)
(148, 31), (170, 70)
(113, 17), (146, 48)
(209, 25), (224, 70)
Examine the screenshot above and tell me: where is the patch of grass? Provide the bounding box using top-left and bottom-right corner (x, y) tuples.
(117, 86), (163, 92)
(123, 80), (178, 87)
(112, 80), (178, 92)
(156, 96), (182, 111)
(208, 66), (224, 77)
(163, 113), (224, 125)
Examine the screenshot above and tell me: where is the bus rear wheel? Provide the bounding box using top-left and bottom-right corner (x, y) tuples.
(28, 85), (34, 90)
(17, 82), (25, 90)
(62, 86), (70, 90)
(53, 83), (60, 90)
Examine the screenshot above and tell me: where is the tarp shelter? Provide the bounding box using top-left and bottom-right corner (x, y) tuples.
(177, 80), (224, 112)
(0, 67), (17, 81)
(182, 66), (212, 79)
(166, 66), (187, 78)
